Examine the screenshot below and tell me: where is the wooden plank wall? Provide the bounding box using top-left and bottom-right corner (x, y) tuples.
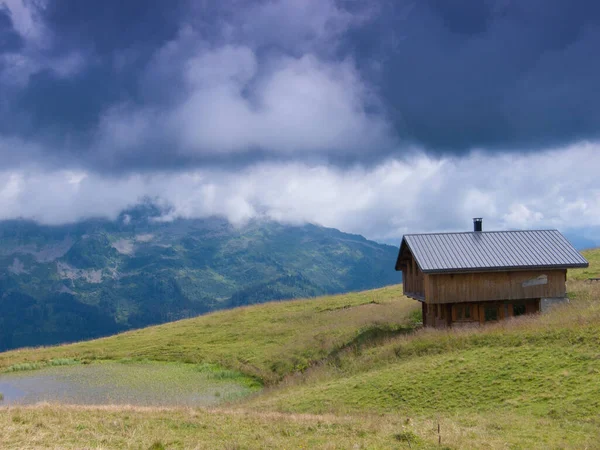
(403, 253), (425, 298)
(425, 269), (566, 304)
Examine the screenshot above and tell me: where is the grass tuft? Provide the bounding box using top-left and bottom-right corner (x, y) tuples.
(393, 430), (421, 445)
(48, 358), (79, 367)
(4, 362), (42, 372)
(2, 359), (80, 373)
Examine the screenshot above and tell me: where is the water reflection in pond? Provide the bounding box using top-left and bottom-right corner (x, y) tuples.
(0, 361), (258, 407)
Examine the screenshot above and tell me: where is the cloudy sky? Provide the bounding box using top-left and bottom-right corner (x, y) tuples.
(1, 0), (599, 245)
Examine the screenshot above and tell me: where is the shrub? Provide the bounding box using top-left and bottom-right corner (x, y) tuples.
(148, 442), (166, 450)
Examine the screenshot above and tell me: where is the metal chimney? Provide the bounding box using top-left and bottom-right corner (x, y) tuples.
(473, 218), (483, 232)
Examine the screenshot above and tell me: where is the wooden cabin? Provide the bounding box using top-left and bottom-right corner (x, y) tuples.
(395, 219), (589, 328)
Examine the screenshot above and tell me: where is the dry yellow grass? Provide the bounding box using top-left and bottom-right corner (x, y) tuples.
(0, 404), (431, 449)
(2, 403), (597, 449)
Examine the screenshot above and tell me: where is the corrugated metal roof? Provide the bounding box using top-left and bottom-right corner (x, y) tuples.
(395, 230), (589, 273)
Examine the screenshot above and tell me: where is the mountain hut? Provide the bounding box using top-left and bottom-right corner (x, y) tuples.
(394, 218), (589, 328)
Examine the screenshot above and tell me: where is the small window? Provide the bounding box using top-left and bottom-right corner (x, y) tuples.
(455, 305), (471, 321)
(513, 304), (526, 317)
(484, 306), (498, 322)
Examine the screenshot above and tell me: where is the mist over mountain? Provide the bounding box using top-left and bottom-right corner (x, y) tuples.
(0, 205), (398, 351)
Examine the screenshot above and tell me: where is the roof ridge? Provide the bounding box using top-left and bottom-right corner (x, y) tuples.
(403, 229), (558, 237)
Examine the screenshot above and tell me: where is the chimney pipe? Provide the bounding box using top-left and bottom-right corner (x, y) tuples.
(473, 218), (483, 232)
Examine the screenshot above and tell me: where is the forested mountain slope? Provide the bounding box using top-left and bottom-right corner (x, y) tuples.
(0, 205), (398, 351)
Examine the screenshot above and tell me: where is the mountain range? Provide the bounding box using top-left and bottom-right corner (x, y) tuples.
(0, 204), (399, 351)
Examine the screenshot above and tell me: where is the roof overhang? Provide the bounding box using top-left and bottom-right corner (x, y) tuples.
(419, 263), (589, 275)
(394, 237), (411, 271)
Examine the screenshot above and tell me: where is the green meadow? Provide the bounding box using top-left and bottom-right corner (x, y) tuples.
(1, 249), (599, 449)
(570, 247), (600, 280)
(0, 284), (415, 384)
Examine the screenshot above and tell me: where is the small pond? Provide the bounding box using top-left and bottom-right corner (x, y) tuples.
(0, 361), (259, 407)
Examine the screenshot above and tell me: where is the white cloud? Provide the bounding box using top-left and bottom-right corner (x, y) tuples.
(89, 1), (389, 162)
(175, 51), (389, 156)
(503, 204), (544, 229)
(98, 34), (392, 159)
(1, 0), (43, 44)
(0, 142), (598, 244)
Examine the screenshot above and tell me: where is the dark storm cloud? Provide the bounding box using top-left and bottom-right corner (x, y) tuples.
(13, 67), (117, 134)
(354, 0), (600, 152)
(1, 0), (599, 171)
(0, 6), (23, 52)
(3, 0), (187, 136)
(39, 1), (186, 56)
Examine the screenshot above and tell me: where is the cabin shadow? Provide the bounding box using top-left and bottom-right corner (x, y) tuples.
(327, 324), (415, 365)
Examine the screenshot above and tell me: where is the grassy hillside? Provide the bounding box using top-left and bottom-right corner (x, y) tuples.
(249, 282), (600, 443)
(569, 247), (600, 280)
(1, 251), (599, 449)
(0, 285), (416, 384)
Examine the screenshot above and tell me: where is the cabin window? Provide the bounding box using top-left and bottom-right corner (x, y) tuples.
(513, 304), (526, 317)
(484, 306), (498, 321)
(456, 305), (471, 320)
